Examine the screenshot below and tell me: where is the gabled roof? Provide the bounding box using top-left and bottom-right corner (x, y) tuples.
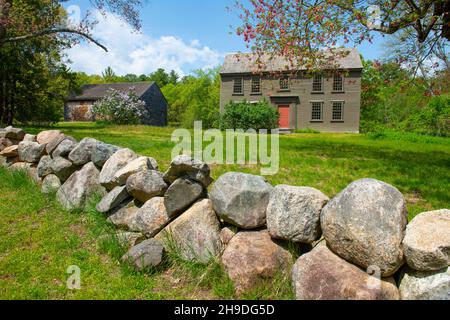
(220, 48), (363, 74)
(67, 82), (155, 101)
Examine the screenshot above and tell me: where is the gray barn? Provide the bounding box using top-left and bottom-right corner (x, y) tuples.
(65, 82), (168, 126)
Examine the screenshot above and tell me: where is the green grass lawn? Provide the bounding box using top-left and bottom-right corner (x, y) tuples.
(1, 122), (449, 299)
(23, 122), (450, 218)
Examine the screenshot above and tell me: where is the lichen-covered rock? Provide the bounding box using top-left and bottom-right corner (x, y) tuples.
(222, 230), (292, 294)
(36, 130), (61, 145)
(99, 148), (138, 190)
(267, 185), (329, 243)
(156, 199), (222, 263)
(163, 155), (212, 187)
(68, 138), (98, 166)
(96, 186), (131, 213)
(126, 170), (168, 203)
(210, 172), (273, 229)
(50, 156), (78, 182)
(321, 178), (408, 276)
(41, 174), (61, 194)
(164, 177), (204, 217)
(107, 201), (140, 230)
(0, 145), (18, 157)
(3, 156), (18, 166)
(292, 245), (400, 300)
(57, 162), (105, 210)
(402, 209), (450, 271)
(399, 266), (450, 300)
(45, 134), (76, 155)
(37, 155), (53, 178)
(5, 126), (25, 141)
(121, 238), (164, 271)
(23, 134), (37, 142)
(18, 141), (46, 163)
(0, 155), (7, 167)
(52, 139), (77, 158)
(91, 142), (120, 167)
(220, 226), (237, 245)
(26, 166), (42, 185)
(134, 197), (171, 238)
(2, 137), (17, 146)
(9, 162), (33, 171)
(112, 156), (157, 187)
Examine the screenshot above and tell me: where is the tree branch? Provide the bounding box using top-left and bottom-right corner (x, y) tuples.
(1, 27), (108, 51)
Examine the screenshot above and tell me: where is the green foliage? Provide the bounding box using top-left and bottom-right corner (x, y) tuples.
(360, 58), (450, 137)
(404, 95), (450, 137)
(162, 68), (220, 128)
(101, 66), (117, 82)
(294, 128), (320, 134)
(220, 100), (279, 130)
(0, 1), (78, 126)
(92, 89), (147, 125)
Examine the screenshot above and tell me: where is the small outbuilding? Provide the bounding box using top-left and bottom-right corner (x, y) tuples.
(65, 82), (168, 126)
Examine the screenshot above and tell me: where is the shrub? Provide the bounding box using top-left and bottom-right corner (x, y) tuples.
(294, 128), (320, 134)
(405, 94), (450, 137)
(220, 100), (279, 130)
(92, 88), (147, 125)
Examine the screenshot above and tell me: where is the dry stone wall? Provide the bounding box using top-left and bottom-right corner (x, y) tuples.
(1, 126), (449, 300)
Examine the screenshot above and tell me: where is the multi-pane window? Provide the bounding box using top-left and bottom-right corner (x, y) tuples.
(332, 101), (344, 121)
(311, 101), (323, 121)
(251, 77), (261, 94)
(233, 77), (243, 94)
(312, 74), (323, 92)
(333, 74), (344, 92)
(280, 77), (290, 90)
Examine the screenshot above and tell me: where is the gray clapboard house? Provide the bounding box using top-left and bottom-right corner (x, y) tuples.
(65, 82), (168, 126)
(220, 48), (363, 133)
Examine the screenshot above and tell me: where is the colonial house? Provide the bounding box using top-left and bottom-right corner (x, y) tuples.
(65, 82), (168, 126)
(220, 48), (363, 133)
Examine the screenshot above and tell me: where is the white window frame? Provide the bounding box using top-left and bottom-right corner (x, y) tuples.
(331, 100), (345, 121)
(332, 74), (344, 92)
(312, 74), (323, 93)
(251, 76), (261, 94)
(310, 101), (324, 121)
(233, 77), (244, 95)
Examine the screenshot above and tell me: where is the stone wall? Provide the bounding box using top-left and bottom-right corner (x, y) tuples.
(1, 126), (449, 300)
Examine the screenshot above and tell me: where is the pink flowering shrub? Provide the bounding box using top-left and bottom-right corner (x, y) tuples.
(93, 88), (148, 125)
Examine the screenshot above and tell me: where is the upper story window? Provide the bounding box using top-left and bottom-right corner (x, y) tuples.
(233, 77), (243, 94)
(280, 77), (290, 91)
(332, 101), (344, 121)
(312, 74), (323, 93)
(311, 101), (323, 121)
(333, 74), (344, 92)
(251, 77), (261, 94)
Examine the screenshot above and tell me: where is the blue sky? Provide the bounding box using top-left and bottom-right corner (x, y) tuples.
(65, 0), (386, 76)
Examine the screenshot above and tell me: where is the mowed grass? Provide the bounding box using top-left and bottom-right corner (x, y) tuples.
(23, 122), (450, 218)
(0, 168), (293, 299)
(1, 122), (448, 299)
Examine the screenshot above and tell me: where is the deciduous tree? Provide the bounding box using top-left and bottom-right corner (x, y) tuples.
(233, 0), (450, 71)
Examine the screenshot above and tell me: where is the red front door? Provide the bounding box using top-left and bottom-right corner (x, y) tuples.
(278, 105), (290, 128)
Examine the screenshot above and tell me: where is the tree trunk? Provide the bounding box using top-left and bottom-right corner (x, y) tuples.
(0, 0), (13, 44)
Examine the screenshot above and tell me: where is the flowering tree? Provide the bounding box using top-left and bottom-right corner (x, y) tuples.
(232, 0), (450, 71)
(92, 88), (148, 125)
(0, 0), (143, 51)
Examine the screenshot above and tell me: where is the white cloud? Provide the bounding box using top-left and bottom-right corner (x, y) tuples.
(65, 11), (222, 77)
